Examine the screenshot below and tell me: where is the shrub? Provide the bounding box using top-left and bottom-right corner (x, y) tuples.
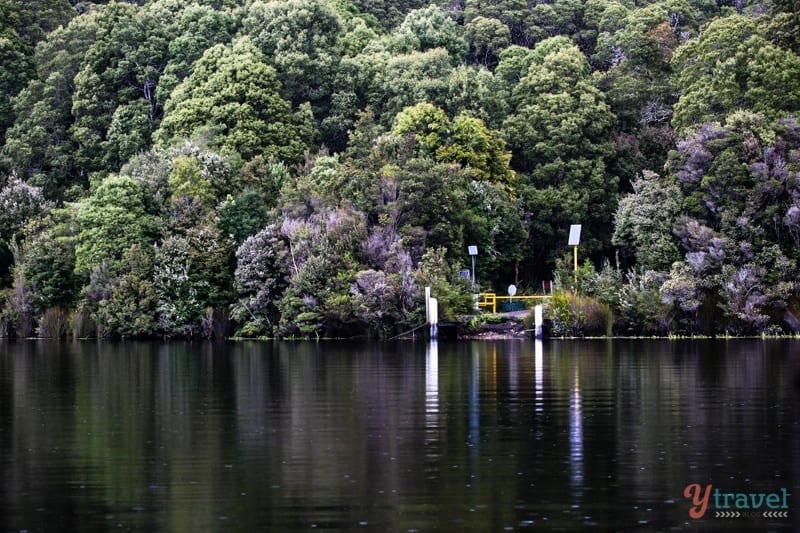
(617, 269), (671, 335)
(38, 307), (69, 338)
(71, 307), (96, 339)
(547, 291), (612, 337)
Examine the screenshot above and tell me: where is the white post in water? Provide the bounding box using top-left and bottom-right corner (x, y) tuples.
(425, 286), (431, 322)
(534, 304), (543, 339)
(429, 297), (438, 339)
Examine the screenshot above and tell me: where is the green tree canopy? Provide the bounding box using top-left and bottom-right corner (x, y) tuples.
(504, 37), (617, 275)
(70, 2), (170, 175)
(392, 102), (516, 186)
(2, 10), (100, 197)
(672, 14), (800, 133)
(75, 175), (152, 274)
(241, 0), (343, 116)
(155, 37), (316, 163)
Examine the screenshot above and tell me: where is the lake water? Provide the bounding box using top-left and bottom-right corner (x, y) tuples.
(1, 339), (798, 531)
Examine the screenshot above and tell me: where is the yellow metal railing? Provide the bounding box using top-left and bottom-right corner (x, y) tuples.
(476, 293), (551, 314)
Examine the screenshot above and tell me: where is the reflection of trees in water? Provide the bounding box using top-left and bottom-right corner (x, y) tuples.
(1, 340), (796, 530)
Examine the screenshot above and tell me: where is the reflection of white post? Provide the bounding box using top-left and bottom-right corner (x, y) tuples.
(570, 364), (584, 489)
(429, 297), (438, 339)
(535, 339), (543, 413)
(425, 340), (439, 430)
(534, 304), (543, 339)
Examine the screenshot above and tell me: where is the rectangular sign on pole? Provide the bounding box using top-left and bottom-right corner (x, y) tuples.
(568, 224), (582, 246)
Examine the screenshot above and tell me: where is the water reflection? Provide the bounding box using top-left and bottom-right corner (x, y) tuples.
(469, 344), (481, 476)
(534, 339), (543, 414)
(570, 361), (584, 491)
(425, 340), (438, 432)
(0, 339), (798, 531)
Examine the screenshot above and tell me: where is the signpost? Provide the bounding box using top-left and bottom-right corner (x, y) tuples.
(568, 225), (581, 289)
(468, 246), (478, 291)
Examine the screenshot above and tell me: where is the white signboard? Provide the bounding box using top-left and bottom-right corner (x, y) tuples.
(568, 224), (582, 246)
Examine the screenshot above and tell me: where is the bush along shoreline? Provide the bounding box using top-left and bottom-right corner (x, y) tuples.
(3, 259), (799, 340)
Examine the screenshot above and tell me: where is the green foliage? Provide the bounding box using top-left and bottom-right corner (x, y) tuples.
(23, 230), (78, 310)
(3, 11), (100, 196)
(184, 224), (234, 308)
(0, 17), (34, 142)
(506, 37), (617, 277)
(218, 189), (271, 245)
(95, 244), (158, 337)
(462, 180), (525, 284)
(242, 0), (343, 113)
(444, 65), (509, 129)
(613, 170), (681, 271)
(465, 15), (510, 67)
(168, 155), (214, 207)
(617, 269), (671, 335)
(547, 290), (613, 337)
(392, 5), (467, 61)
(155, 37), (314, 162)
(414, 246), (472, 321)
(1, 0), (799, 338)
(157, 3), (234, 106)
(75, 175), (152, 274)
(70, 2), (170, 175)
(2, 262), (36, 338)
(379, 47), (453, 125)
(392, 103), (516, 186)
(152, 236), (205, 336)
(672, 15), (800, 133)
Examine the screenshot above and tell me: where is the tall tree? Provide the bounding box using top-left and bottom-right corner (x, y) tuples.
(156, 3), (234, 107)
(70, 2), (171, 176)
(612, 170), (681, 271)
(662, 112), (800, 333)
(504, 37), (616, 276)
(155, 37), (316, 163)
(242, 0), (343, 118)
(0, 0), (35, 142)
(392, 5), (467, 61)
(2, 11), (99, 197)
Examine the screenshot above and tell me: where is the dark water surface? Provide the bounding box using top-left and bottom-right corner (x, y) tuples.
(1, 339), (798, 531)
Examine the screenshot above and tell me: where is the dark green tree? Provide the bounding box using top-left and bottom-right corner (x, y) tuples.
(155, 37), (315, 163)
(504, 37), (616, 276)
(95, 244), (158, 337)
(612, 170), (681, 271)
(70, 2), (170, 176)
(2, 11), (100, 197)
(242, 0), (343, 117)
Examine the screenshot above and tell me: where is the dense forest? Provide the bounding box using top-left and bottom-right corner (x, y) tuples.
(1, 0), (799, 338)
